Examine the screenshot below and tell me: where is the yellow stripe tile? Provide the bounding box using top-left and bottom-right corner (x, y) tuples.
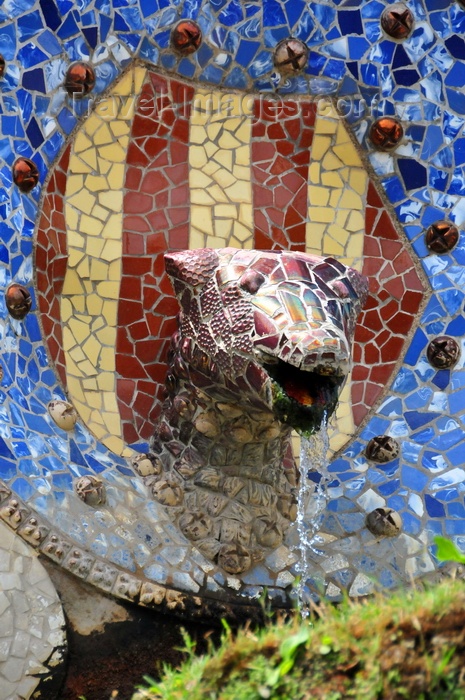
(93, 123), (113, 146)
(80, 148), (98, 169)
(68, 190), (96, 215)
(61, 267), (84, 295)
(98, 143), (127, 162)
(85, 175), (109, 192)
(82, 378), (99, 391)
(80, 215), (104, 236)
(91, 204), (110, 222)
(189, 89), (253, 250)
(62, 66), (146, 456)
(306, 102), (368, 457)
(74, 132), (93, 153)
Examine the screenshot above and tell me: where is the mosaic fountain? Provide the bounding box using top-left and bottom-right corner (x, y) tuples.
(1, 0), (465, 696)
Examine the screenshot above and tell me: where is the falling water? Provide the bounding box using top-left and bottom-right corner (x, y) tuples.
(295, 414), (330, 618)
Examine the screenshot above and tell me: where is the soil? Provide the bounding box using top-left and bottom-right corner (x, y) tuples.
(60, 607), (217, 700)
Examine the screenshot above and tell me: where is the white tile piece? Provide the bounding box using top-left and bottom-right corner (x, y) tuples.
(0, 593), (9, 617)
(0, 552), (10, 572)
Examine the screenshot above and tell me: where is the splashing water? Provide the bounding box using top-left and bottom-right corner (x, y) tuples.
(295, 416), (330, 618)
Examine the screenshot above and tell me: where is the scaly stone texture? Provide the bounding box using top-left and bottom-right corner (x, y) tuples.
(146, 248), (367, 576)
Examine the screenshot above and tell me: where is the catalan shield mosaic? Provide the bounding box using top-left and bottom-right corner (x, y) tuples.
(0, 0), (465, 624)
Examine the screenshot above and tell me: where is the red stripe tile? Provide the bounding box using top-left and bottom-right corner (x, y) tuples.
(35, 145), (71, 389)
(251, 99), (316, 251)
(117, 73), (194, 443)
(352, 182), (425, 424)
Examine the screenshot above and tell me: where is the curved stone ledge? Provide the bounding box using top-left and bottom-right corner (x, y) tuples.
(0, 479), (288, 623)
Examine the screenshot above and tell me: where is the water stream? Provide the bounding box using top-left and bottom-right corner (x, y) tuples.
(295, 416), (331, 617)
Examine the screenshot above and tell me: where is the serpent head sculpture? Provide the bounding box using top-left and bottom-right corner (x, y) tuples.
(142, 248), (368, 576)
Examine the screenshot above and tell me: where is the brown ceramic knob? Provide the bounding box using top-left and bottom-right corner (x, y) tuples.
(366, 508), (402, 537)
(48, 400), (77, 431)
(274, 38), (309, 73)
(5, 284), (32, 320)
(151, 478), (184, 506)
(365, 435), (400, 463)
(253, 517), (283, 548)
(425, 221), (459, 254)
(132, 453), (162, 477)
(369, 117), (403, 150)
(171, 20), (202, 54)
(427, 336), (460, 369)
(218, 543), (252, 575)
(381, 4), (414, 40)
(179, 511), (212, 541)
(75, 475), (106, 506)
(12, 157), (39, 193)
(64, 62), (96, 96)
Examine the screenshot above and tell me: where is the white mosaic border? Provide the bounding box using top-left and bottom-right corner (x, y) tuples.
(0, 521), (66, 700)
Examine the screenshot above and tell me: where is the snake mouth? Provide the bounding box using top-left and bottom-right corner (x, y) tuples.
(264, 359), (345, 435)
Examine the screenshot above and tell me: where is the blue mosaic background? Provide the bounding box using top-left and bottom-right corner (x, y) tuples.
(1, 0), (465, 599)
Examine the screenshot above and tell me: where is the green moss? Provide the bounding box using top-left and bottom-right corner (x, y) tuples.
(132, 578), (465, 700)
(271, 383), (337, 437)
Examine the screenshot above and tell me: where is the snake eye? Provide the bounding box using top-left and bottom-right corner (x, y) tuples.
(239, 269), (265, 294)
